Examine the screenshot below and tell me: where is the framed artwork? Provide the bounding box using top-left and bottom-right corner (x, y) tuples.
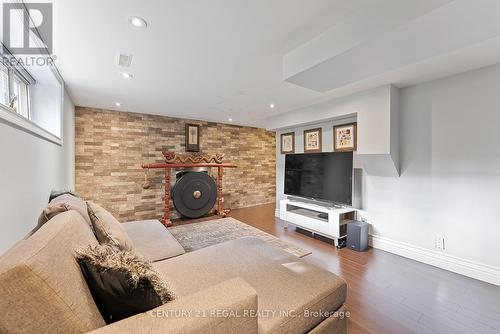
(185, 123), (200, 152)
(334, 123), (357, 152)
(304, 128), (322, 153)
(280, 132), (295, 154)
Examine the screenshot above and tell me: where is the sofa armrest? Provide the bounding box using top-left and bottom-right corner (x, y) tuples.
(86, 278), (258, 334)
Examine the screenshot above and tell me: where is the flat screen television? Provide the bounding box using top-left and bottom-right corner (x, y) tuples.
(284, 152), (353, 205)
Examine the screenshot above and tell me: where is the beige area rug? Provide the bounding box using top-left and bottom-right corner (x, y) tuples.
(169, 217), (311, 258)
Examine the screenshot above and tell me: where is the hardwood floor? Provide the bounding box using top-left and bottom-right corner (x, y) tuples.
(226, 203), (500, 334)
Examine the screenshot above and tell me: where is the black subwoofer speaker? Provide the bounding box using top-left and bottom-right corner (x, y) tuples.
(172, 171), (217, 219)
(347, 220), (368, 252)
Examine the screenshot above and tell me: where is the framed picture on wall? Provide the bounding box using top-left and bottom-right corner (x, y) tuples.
(334, 123), (357, 152)
(304, 128), (322, 153)
(280, 132), (295, 154)
(185, 123), (200, 152)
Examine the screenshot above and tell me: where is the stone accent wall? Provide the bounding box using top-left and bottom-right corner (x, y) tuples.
(75, 107), (276, 222)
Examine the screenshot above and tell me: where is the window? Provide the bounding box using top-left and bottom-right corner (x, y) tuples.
(12, 73), (30, 118)
(0, 37), (62, 144)
(0, 63), (9, 106)
(0, 59), (31, 119)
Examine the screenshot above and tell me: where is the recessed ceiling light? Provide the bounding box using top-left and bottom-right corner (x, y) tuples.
(115, 102), (121, 107)
(129, 16), (147, 28)
(121, 72), (133, 79)
(228, 118), (233, 122)
(269, 103), (275, 109)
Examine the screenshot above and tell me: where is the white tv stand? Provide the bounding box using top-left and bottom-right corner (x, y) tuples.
(279, 198), (356, 247)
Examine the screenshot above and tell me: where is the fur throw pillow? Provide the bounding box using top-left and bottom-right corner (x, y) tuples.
(75, 244), (175, 323)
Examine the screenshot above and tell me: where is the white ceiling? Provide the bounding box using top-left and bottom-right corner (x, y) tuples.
(53, 0), (500, 128)
(53, 0), (370, 126)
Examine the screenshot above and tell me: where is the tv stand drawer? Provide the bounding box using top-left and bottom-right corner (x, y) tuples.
(280, 199), (356, 239)
(286, 210), (334, 236)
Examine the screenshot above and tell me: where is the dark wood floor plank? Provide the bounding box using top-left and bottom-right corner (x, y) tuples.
(403, 297), (497, 334)
(418, 313), (486, 334)
(456, 305), (500, 330)
(347, 319), (372, 334)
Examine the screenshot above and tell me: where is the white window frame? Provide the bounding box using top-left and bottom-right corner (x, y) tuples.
(8, 68), (31, 119)
(0, 58), (30, 115)
(0, 62), (10, 107)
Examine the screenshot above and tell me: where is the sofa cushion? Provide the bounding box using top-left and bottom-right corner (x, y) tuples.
(87, 202), (134, 251)
(0, 210), (105, 333)
(153, 237), (347, 334)
(122, 220), (185, 262)
(76, 244), (175, 324)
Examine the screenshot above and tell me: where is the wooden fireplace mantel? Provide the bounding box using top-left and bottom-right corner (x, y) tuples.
(141, 162), (237, 227)
(141, 163), (237, 169)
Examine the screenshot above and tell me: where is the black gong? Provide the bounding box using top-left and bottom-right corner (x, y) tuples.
(172, 171), (217, 218)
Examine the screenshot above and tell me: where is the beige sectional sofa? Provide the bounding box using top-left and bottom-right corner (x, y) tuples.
(0, 210), (348, 334)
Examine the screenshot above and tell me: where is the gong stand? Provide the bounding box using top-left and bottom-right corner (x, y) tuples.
(141, 162), (237, 227)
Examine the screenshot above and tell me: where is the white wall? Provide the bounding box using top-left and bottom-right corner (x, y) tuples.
(362, 64), (500, 268)
(0, 90), (75, 254)
(274, 63), (500, 283)
(30, 84), (62, 137)
(264, 85), (388, 131)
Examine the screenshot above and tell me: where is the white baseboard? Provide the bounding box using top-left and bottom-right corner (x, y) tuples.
(369, 234), (500, 286)
(274, 208), (280, 218)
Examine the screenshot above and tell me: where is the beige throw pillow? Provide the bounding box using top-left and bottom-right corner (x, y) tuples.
(87, 202), (134, 251)
(50, 194), (94, 228)
(25, 203), (70, 239)
(27, 194), (95, 238)
(38, 202), (70, 226)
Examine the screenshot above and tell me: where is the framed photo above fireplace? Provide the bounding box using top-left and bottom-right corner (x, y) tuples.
(185, 123), (200, 152)
(304, 128), (322, 153)
(334, 123), (357, 152)
(280, 132), (295, 154)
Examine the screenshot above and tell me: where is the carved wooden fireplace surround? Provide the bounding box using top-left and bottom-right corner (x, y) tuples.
(141, 152), (237, 227)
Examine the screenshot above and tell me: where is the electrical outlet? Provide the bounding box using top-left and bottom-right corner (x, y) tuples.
(435, 237), (445, 250)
